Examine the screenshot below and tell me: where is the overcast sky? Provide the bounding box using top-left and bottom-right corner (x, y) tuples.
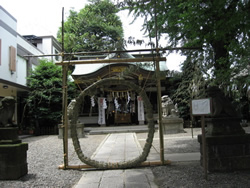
(1, 0), (185, 71)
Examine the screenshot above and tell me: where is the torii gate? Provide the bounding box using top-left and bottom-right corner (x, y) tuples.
(24, 39), (199, 170)
(56, 53), (166, 169)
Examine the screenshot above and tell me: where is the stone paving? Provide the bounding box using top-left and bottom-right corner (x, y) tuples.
(74, 168), (157, 188)
(73, 133), (158, 188)
(92, 133), (142, 162)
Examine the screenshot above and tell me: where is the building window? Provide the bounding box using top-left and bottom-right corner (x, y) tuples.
(9, 46), (16, 72)
(55, 49), (59, 61)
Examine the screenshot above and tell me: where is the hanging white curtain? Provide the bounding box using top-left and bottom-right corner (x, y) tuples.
(98, 97), (106, 125)
(137, 96), (145, 121)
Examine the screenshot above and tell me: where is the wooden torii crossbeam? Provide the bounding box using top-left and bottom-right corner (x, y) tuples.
(55, 56), (166, 65)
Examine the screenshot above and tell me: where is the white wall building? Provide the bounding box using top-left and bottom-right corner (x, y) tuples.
(23, 35), (62, 62)
(0, 5), (62, 126)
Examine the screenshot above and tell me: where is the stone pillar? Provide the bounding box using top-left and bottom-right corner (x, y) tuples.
(198, 133), (250, 172)
(197, 86), (250, 172)
(206, 117), (245, 136)
(198, 117), (250, 172)
(0, 127), (28, 180)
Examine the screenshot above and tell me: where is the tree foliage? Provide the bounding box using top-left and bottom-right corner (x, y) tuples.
(120, 0), (249, 84)
(172, 51), (207, 120)
(57, 0), (124, 53)
(25, 59), (78, 128)
(119, 0), (250, 120)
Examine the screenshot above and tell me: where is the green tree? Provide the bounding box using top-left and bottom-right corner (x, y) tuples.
(120, 0), (250, 87)
(172, 51), (207, 121)
(120, 0), (249, 120)
(25, 59), (78, 131)
(57, 0), (124, 53)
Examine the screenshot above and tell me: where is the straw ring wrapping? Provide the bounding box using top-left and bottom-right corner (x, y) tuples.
(70, 78), (155, 169)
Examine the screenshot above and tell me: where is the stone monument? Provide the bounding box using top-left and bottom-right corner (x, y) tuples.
(198, 86), (250, 172)
(161, 95), (184, 134)
(58, 99), (85, 139)
(0, 96), (28, 180)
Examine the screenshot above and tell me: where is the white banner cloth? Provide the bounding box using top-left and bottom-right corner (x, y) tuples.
(137, 96), (145, 121)
(98, 97), (106, 125)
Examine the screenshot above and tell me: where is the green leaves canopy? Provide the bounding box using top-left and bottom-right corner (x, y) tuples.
(26, 59), (78, 127)
(121, 0), (250, 85)
(57, 0), (124, 53)
(120, 0), (249, 120)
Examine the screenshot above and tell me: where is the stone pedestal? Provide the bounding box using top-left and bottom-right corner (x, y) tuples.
(161, 118), (184, 134)
(58, 123), (85, 139)
(0, 127), (28, 180)
(198, 134), (250, 172)
(138, 120), (145, 125)
(206, 117), (245, 136)
(78, 116), (98, 125)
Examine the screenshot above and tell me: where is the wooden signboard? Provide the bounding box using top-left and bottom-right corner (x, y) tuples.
(191, 98), (212, 180)
(191, 98), (211, 116)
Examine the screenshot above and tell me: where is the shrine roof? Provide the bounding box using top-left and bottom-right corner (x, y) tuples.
(72, 52), (168, 76)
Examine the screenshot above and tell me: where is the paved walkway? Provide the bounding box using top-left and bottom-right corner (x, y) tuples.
(73, 132), (200, 188)
(92, 133), (142, 162)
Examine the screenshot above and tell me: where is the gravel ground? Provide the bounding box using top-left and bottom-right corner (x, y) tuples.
(0, 134), (107, 188)
(152, 161), (250, 188)
(0, 127), (249, 188)
(150, 126), (250, 188)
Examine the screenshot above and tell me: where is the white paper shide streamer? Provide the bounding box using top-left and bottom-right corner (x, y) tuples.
(114, 97), (119, 110)
(103, 98), (107, 109)
(91, 96), (95, 107)
(127, 91), (130, 105)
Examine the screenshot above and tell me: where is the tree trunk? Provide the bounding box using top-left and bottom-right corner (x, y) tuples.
(211, 40), (231, 87)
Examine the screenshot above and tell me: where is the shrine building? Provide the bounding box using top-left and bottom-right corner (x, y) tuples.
(71, 51), (168, 126)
